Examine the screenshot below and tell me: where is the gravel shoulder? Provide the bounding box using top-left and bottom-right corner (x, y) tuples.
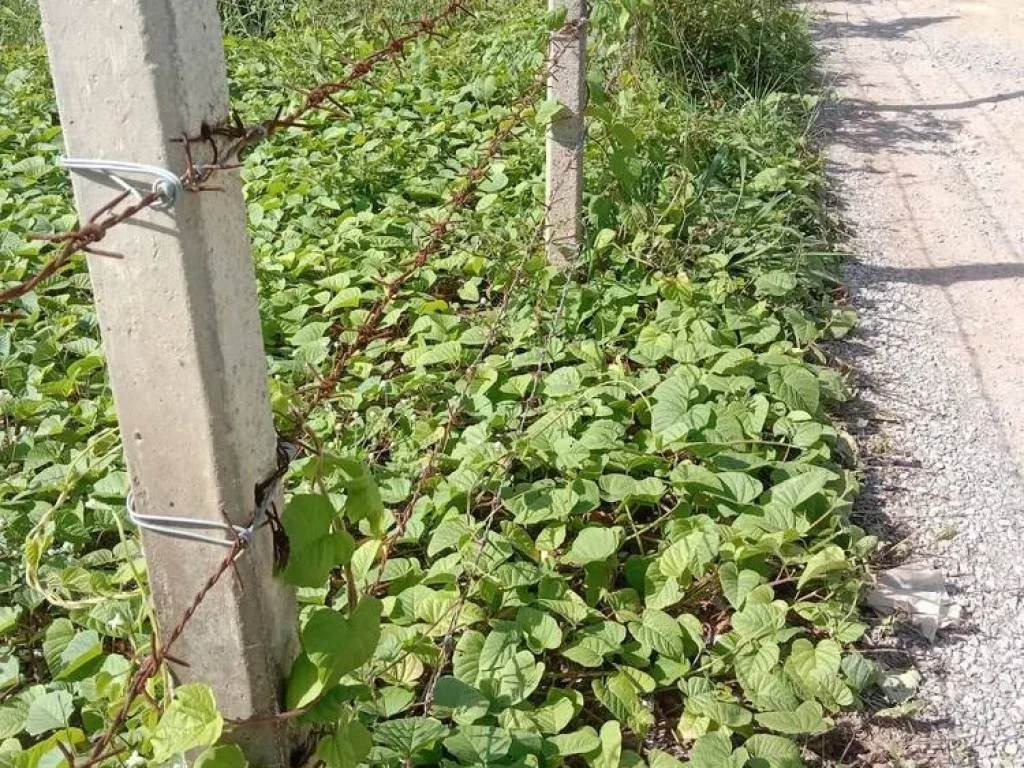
(813, 0), (1024, 765)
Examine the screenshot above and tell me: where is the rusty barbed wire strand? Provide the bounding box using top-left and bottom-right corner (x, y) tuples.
(0, 190), (157, 305)
(70, 441), (293, 768)
(208, 0), (476, 170)
(367, 217), (544, 594)
(0, 1), (477, 314)
(291, 19), (584, 428)
(25, 9), (586, 763)
(310, 92), (542, 400)
(213, 23), (585, 731)
(76, 542), (244, 768)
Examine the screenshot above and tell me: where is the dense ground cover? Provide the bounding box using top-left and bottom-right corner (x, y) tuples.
(0, 0), (877, 765)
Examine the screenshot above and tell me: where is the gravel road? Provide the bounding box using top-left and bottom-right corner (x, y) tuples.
(814, 0), (1024, 765)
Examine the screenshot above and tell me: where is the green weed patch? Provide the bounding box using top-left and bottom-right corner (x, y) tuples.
(0, 1), (875, 766)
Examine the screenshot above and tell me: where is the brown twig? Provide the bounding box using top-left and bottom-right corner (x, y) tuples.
(78, 541), (244, 768)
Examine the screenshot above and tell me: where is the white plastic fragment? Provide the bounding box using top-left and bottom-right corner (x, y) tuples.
(866, 564), (962, 641)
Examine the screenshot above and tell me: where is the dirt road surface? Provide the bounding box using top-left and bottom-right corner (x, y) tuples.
(815, 0), (1024, 765)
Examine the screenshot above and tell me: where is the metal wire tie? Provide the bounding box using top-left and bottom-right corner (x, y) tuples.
(125, 443), (295, 547)
(126, 494), (248, 548)
(60, 157), (183, 211)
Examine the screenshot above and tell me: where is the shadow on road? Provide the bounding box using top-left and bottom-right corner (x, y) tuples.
(813, 11), (956, 40)
(847, 89), (1024, 113)
(863, 262), (1024, 286)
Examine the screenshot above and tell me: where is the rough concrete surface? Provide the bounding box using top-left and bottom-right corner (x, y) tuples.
(38, 1), (297, 763)
(814, 0), (1024, 765)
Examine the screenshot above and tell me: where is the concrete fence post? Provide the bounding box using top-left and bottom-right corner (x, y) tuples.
(37, 0), (296, 763)
(545, 0), (587, 268)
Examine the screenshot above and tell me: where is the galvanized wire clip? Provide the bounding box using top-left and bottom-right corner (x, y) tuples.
(125, 440), (298, 548)
(60, 157), (183, 211)
(126, 494), (252, 548)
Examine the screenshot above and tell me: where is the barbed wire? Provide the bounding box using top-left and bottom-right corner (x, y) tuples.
(292, 75), (552, 418)
(182, 0), (477, 185)
(71, 441), (293, 768)
(417, 234), (590, 713)
(0, 189), (157, 305)
(286, 18), (583, 435)
(47, 10), (587, 763)
(368, 212), (547, 594)
(0, 0), (477, 315)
